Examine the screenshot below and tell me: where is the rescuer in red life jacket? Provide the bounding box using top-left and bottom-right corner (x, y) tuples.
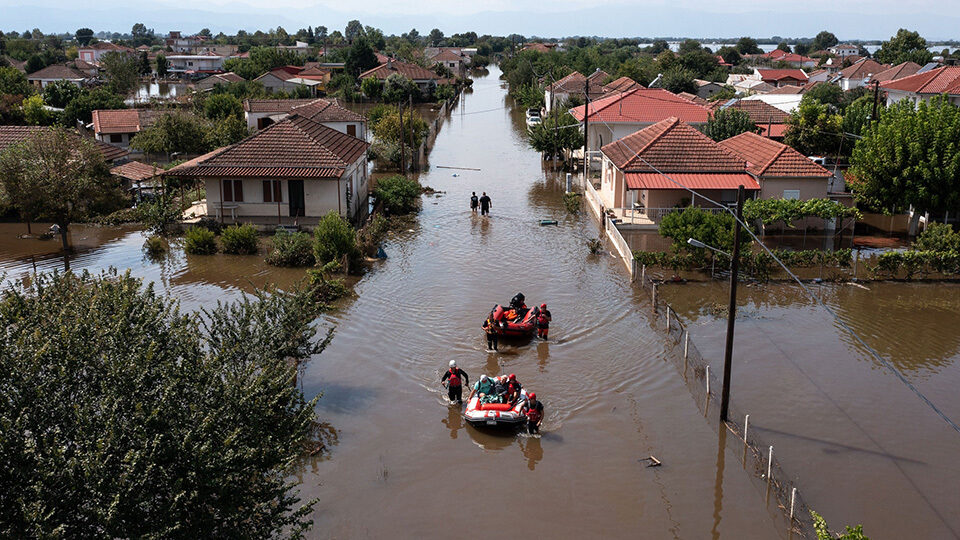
(441, 360), (470, 404)
(506, 373), (523, 403)
(536, 303), (552, 339)
(524, 392), (544, 434)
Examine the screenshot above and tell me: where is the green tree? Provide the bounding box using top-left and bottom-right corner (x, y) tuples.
(100, 51), (140, 95)
(875, 28), (934, 65)
(736, 37), (763, 54)
(382, 72), (418, 103)
(155, 53), (168, 78)
(344, 20), (364, 44)
(203, 93), (243, 120)
(678, 39), (702, 55)
(703, 108), (757, 141)
(345, 36), (378, 76)
(657, 66), (697, 94)
(527, 110), (582, 158)
(784, 98), (843, 156)
(374, 174), (421, 214)
(42, 78), (81, 108)
(849, 96), (960, 234)
(130, 111), (210, 155)
(810, 31), (839, 52)
(206, 115), (250, 148)
(804, 83), (843, 107)
(25, 54), (44, 73)
(0, 66), (32, 97)
(20, 94), (53, 125)
(777, 41), (792, 53)
(428, 28), (444, 46)
(717, 46), (741, 66)
(361, 76), (383, 99)
(371, 106), (429, 147)
(659, 207), (749, 254)
(841, 95), (877, 139)
(61, 88), (126, 127)
(138, 50), (151, 75)
(811, 511), (869, 540)
(75, 27), (94, 46)
(0, 270), (330, 538)
(313, 211), (359, 265)
(0, 128), (114, 250)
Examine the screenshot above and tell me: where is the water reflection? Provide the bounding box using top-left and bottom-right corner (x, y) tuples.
(518, 435), (544, 470)
(441, 404), (465, 439)
(466, 425), (518, 451)
(536, 341), (550, 372)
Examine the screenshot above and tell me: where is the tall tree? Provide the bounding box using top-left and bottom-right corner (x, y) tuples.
(810, 31), (839, 52)
(75, 27), (94, 46)
(0, 271), (331, 538)
(344, 20), (364, 44)
(155, 53), (168, 78)
(42, 79), (81, 108)
(138, 50), (151, 75)
(428, 28), (444, 46)
(735, 37), (762, 54)
(345, 36), (378, 76)
(849, 96), (960, 233)
(703, 108), (758, 141)
(0, 128), (114, 250)
(100, 51), (140, 95)
(783, 97), (843, 156)
(776, 41), (792, 53)
(875, 28), (934, 66)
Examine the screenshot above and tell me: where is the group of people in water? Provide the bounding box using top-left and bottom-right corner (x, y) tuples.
(441, 361), (544, 433)
(470, 192), (492, 216)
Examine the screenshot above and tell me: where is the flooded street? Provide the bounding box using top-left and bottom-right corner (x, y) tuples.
(10, 67), (946, 538)
(661, 281), (960, 539)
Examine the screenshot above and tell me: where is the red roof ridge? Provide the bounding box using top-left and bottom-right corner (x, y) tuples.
(631, 116), (680, 164)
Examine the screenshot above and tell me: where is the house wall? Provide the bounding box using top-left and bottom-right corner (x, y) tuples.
(759, 177), (828, 201)
(95, 131), (134, 147)
(598, 155), (624, 208)
(886, 90), (960, 108)
(168, 56), (224, 72)
(31, 78), (84, 89)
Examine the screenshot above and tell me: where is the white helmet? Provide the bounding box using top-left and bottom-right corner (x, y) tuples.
(480, 374), (488, 381)
(449, 360), (457, 368)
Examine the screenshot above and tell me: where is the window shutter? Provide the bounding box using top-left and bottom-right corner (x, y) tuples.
(233, 180), (244, 202)
(223, 179), (233, 202)
(262, 180), (272, 202)
(274, 180), (282, 202)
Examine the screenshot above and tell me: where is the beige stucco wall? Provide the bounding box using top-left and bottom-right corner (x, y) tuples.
(759, 177), (828, 201)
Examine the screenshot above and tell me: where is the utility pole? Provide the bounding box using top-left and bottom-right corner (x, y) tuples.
(399, 98), (406, 175)
(583, 75), (590, 181)
(720, 185), (745, 422)
(872, 79), (880, 124)
(409, 94), (416, 171)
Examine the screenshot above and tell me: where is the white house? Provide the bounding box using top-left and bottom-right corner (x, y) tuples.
(254, 66), (319, 95)
(358, 59), (447, 95)
(26, 65), (87, 88)
(164, 111), (371, 223)
(881, 66), (960, 107)
(90, 109), (162, 148)
(77, 42), (136, 65)
(828, 44), (860, 58)
(243, 97), (367, 139)
(835, 58), (889, 91)
(167, 55), (225, 75)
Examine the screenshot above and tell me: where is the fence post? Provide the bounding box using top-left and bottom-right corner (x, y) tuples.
(665, 306), (671, 332)
(651, 283), (657, 313)
(767, 446), (773, 480)
(743, 414), (750, 443)
(705, 365), (710, 395)
(789, 487), (797, 521)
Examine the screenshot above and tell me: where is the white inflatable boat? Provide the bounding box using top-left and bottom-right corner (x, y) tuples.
(464, 396), (526, 427)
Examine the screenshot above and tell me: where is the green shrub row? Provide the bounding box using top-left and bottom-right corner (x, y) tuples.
(633, 248), (854, 280)
(870, 250), (960, 280)
(184, 223), (259, 256)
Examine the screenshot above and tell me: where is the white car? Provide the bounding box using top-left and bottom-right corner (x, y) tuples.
(526, 116), (542, 128)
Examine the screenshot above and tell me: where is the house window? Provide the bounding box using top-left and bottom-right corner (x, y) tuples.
(188, 62), (194, 67)
(109, 134), (123, 143)
(263, 180), (282, 202)
(347, 124), (357, 137)
(222, 179), (244, 202)
(783, 190), (800, 200)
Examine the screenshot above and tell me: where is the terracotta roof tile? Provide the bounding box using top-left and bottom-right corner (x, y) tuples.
(624, 172), (759, 190)
(432, 50), (464, 62)
(91, 109), (162, 134)
(717, 99), (790, 124)
(601, 117), (747, 173)
(289, 98), (366, 123)
(756, 69), (809, 83)
(871, 62), (921, 83)
(27, 64), (86, 80)
(719, 131), (832, 178)
(165, 115), (369, 179)
(603, 76), (642, 93)
(110, 161), (162, 181)
(243, 98), (318, 113)
(838, 58), (889, 80)
(569, 88), (710, 125)
(359, 60), (440, 82)
(0, 126), (128, 162)
(881, 65), (960, 95)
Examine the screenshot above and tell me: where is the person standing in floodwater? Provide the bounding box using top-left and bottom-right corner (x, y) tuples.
(470, 192), (479, 212)
(441, 360), (470, 404)
(479, 192), (491, 216)
(483, 316), (499, 351)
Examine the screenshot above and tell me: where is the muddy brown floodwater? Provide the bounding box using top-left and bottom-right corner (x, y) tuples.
(0, 68), (832, 539)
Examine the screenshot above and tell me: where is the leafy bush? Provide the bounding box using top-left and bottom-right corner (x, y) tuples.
(195, 217), (224, 234)
(306, 268), (351, 305)
(587, 238), (603, 254)
(357, 214), (389, 256)
(742, 198), (861, 225)
(313, 211), (359, 266)
(914, 223), (960, 252)
(374, 175), (420, 215)
(563, 192), (582, 214)
(184, 225), (218, 255)
(659, 207), (749, 254)
(220, 223), (259, 255)
(266, 230), (316, 267)
(92, 207), (141, 226)
(137, 195), (182, 235)
(143, 235), (166, 257)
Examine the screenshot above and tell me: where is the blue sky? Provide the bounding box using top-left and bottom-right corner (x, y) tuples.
(3, 0), (959, 40)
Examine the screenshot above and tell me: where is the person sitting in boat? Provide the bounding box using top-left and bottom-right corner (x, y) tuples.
(492, 376), (509, 403)
(506, 374), (523, 403)
(469, 374), (496, 403)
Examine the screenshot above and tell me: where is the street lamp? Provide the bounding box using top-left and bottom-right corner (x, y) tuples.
(687, 237), (730, 257)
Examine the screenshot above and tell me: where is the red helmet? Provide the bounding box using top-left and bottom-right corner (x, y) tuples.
(528, 392), (536, 400)
(541, 303), (547, 309)
(509, 373), (516, 381)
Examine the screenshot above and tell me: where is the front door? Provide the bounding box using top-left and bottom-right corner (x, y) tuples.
(288, 180), (305, 217)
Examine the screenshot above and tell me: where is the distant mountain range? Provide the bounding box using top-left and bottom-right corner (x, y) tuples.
(2, 1), (958, 41)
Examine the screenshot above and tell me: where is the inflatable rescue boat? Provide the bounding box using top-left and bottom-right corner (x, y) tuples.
(486, 304), (540, 337)
(464, 396), (527, 427)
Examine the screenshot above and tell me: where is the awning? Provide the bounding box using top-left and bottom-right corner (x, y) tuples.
(625, 172), (760, 191)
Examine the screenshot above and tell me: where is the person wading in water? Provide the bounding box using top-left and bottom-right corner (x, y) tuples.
(441, 360), (470, 404)
(470, 192), (479, 213)
(536, 303), (552, 340)
(479, 192), (492, 216)
(524, 392), (544, 434)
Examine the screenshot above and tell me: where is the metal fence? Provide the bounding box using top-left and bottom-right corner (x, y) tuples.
(635, 266), (816, 538)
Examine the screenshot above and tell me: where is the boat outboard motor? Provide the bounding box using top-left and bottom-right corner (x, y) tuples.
(510, 292), (525, 309)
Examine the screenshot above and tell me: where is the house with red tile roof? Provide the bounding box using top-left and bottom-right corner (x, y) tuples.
(195, 72), (246, 90)
(165, 109), (371, 223)
(77, 42), (135, 65)
(718, 131), (832, 203)
(91, 109), (163, 148)
(358, 59), (445, 94)
(603, 76), (642, 94)
(880, 65), (960, 107)
(544, 69), (610, 113)
(568, 87), (711, 166)
(761, 49), (817, 68)
(253, 66), (321, 96)
(871, 62), (921, 84)
(26, 64), (88, 88)
(709, 99), (791, 139)
(111, 161), (163, 197)
(0, 126), (129, 163)
(430, 49), (468, 76)
(243, 97), (366, 137)
(521, 43), (558, 54)
(753, 68), (808, 87)
(694, 79), (725, 99)
(834, 58), (890, 90)
(596, 117), (758, 223)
